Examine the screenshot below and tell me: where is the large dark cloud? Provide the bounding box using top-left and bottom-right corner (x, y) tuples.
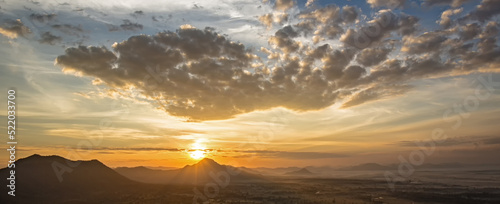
(57, 27), (341, 120)
(55, 2), (500, 121)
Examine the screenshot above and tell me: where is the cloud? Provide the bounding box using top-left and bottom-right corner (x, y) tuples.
(120, 20), (143, 31)
(479, 21), (499, 39)
(305, 0), (315, 7)
(363, 57), (452, 86)
(356, 47), (392, 67)
(464, 0), (500, 22)
(321, 48), (356, 81)
(38, 31), (62, 45)
(397, 135), (500, 147)
(233, 150), (347, 159)
(302, 5), (356, 41)
(484, 137), (500, 145)
(258, 13), (274, 28)
(367, 0), (406, 8)
(299, 5), (341, 24)
(132, 10), (144, 17)
(341, 84), (411, 108)
(401, 31), (447, 54)
(91, 147), (181, 151)
(341, 5), (358, 23)
(258, 13), (289, 29)
(340, 10), (419, 49)
(269, 25), (301, 53)
(52, 24), (84, 36)
(56, 27), (330, 120)
(29, 13), (56, 23)
(275, 0), (295, 11)
(54, 2), (500, 121)
(437, 8), (463, 28)
(459, 23), (481, 41)
(422, 0), (471, 7)
(0, 19), (31, 39)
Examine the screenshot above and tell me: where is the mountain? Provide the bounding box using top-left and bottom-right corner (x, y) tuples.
(116, 158), (266, 185)
(284, 168), (314, 176)
(173, 158), (267, 185)
(0, 154), (137, 203)
(304, 165), (336, 174)
(115, 166), (177, 184)
(252, 166), (302, 175)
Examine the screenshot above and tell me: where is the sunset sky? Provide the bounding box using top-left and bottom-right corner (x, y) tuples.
(1, 0), (500, 168)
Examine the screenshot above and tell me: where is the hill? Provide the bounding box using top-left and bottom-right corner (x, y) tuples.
(116, 158), (266, 185)
(284, 168), (314, 176)
(115, 166), (177, 184)
(0, 154), (137, 203)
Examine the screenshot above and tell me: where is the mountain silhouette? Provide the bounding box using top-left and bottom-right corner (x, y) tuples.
(115, 166), (178, 184)
(285, 168), (314, 176)
(175, 158), (267, 185)
(0, 154), (137, 203)
(0, 155), (268, 203)
(116, 158), (266, 185)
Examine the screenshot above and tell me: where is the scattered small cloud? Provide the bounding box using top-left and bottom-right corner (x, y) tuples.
(29, 13), (56, 23)
(38, 31), (62, 45)
(119, 20), (143, 31)
(367, 0), (406, 8)
(0, 19), (31, 39)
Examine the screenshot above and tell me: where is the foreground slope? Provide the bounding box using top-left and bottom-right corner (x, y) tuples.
(0, 154), (137, 203)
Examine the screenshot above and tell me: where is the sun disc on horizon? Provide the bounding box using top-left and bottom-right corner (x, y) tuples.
(189, 139), (208, 159)
(190, 150), (206, 159)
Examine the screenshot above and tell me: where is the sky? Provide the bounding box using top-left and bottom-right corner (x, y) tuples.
(0, 0), (500, 168)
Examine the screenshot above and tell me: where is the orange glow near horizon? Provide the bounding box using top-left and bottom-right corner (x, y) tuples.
(189, 150), (206, 159)
(188, 139), (208, 160)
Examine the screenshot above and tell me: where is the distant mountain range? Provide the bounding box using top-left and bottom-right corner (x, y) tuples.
(0, 154), (487, 203)
(284, 168), (314, 176)
(116, 158), (266, 185)
(0, 155), (266, 203)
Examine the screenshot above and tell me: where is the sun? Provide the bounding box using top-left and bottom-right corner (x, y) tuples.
(188, 139), (209, 160)
(190, 150), (206, 160)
